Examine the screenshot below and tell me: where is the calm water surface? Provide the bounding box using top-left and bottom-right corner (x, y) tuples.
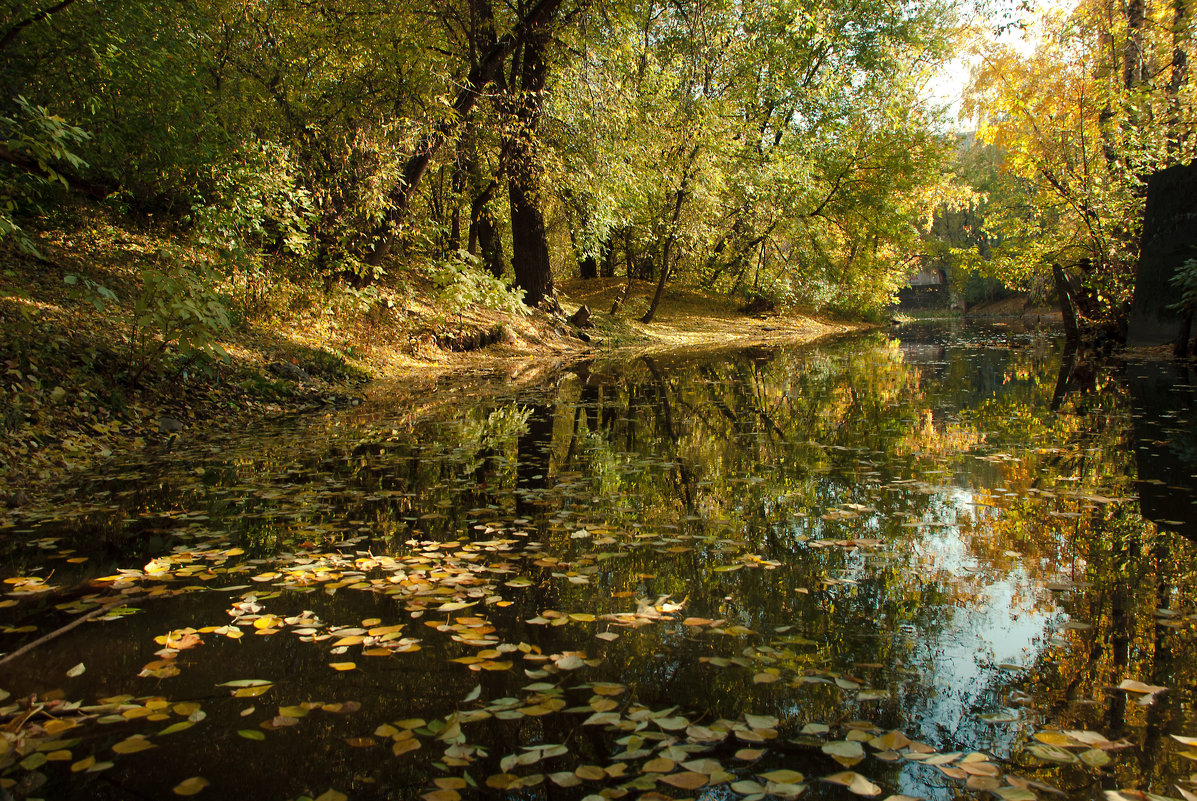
(1, 323), (1195, 801)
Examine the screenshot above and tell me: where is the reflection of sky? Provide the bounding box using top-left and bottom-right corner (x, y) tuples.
(891, 484), (1064, 795)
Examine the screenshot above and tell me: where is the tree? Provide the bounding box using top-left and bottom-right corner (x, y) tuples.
(964, 0), (1197, 336)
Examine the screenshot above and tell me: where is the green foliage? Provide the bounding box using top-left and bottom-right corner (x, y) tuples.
(63, 272), (118, 311)
(428, 251), (529, 319)
(2, 0), (962, 322)
(1169, 258), (1197, 316)
(0, 97), (90, 255)
(128, 264), (230, 384)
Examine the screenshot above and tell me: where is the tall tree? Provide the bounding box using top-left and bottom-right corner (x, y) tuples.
(964, 0), (1197, 335)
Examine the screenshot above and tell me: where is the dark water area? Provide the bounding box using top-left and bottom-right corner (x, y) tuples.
(1, 323), (1195, 801)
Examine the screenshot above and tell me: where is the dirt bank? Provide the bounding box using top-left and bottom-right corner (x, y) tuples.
(0, 218), (857, 506)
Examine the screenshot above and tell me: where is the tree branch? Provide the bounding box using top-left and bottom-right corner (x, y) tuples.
(0, 0), (84, 53)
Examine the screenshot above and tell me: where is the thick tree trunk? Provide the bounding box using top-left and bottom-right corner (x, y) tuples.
(362, 0), (565, 269)
(506, 24), (555, 308)
(509, 179), (554, 306)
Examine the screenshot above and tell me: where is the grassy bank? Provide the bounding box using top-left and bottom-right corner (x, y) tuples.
(0, 212), (857, 503)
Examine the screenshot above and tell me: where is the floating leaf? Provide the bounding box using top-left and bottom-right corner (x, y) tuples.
(760, 770), (805, 784)
(329, 662), (356, 671)
(421, 791), (460, 801)
(1034, 731), (1078, 747)
(994, 788), (1038, 801)
(172, 777), (209, 796)
(112, 735), (156, 754)
(66, 662), (86, 677)
(1080, 749), (1112, 768)
(823, 772), (882, 796)
(1027, 745), (1079, 764)
(732, 780), (768, 794)
(822, 740), (866, 764)
(392, 739), (421, 756)
(237, 730), (265, 741)
(661, 771), (708, 790)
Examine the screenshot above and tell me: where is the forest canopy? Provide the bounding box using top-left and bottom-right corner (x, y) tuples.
(1, 0), (960, 321)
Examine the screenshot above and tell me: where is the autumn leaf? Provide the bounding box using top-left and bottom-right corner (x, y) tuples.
(172, 777), (209, 796)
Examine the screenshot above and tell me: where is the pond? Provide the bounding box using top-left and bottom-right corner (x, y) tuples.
(1, 323), (1196, 801)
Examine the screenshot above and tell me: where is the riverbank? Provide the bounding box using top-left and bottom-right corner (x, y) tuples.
(0, 215), (858, 505)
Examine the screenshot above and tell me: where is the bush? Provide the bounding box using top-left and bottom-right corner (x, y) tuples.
(128, 264), (230, 385)
(428, 250), (529, 320)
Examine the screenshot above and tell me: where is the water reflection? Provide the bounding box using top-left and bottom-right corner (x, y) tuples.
(0, 326), (1194, 801)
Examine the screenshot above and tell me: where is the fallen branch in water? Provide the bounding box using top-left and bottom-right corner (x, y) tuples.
(0, 594), (147, 667)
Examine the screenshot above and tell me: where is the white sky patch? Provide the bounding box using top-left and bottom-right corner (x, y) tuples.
(923, 0), (1079, 129)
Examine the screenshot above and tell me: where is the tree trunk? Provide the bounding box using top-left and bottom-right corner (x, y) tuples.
(1053, 262), (1081, 343)
(362, 0), (565, 270)
(509, 180), (553, 306)
(642, 151), (697, 323)
(1167, 0), (1190, 154)
(579, 254), (598, 279)
(468, 180), (505, 278)
(506, 23), (554, 308)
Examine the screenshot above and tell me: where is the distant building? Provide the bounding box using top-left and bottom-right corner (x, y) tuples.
(897, 265), (949, 308)
(905, 267), (946, 287)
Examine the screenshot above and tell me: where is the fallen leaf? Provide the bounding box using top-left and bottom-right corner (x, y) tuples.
(172, 777), (209, 796)
(823, 772), (882, 796)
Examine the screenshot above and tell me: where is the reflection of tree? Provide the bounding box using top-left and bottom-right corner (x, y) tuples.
(24, 328), (1197, 800)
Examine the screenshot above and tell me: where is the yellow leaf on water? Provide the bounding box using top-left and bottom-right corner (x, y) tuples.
(329, 662), (356, 671)
(422, 790), (461, 801)
(1034, 731), (1079, 747)
(760, 770), (805, 784)
(823, 771), (882, 796)
(574, 765), (605, 781)
(314, 791), (348, 801)
(172, 777), (209, 796)
(661, 771), (709, 790)
(393, 738), (421, 756)
(112, 736), (156, 755)
(71, 756), (96, 772)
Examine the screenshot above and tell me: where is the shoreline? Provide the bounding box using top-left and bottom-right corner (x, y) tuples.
(1, 267), (861, 511)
